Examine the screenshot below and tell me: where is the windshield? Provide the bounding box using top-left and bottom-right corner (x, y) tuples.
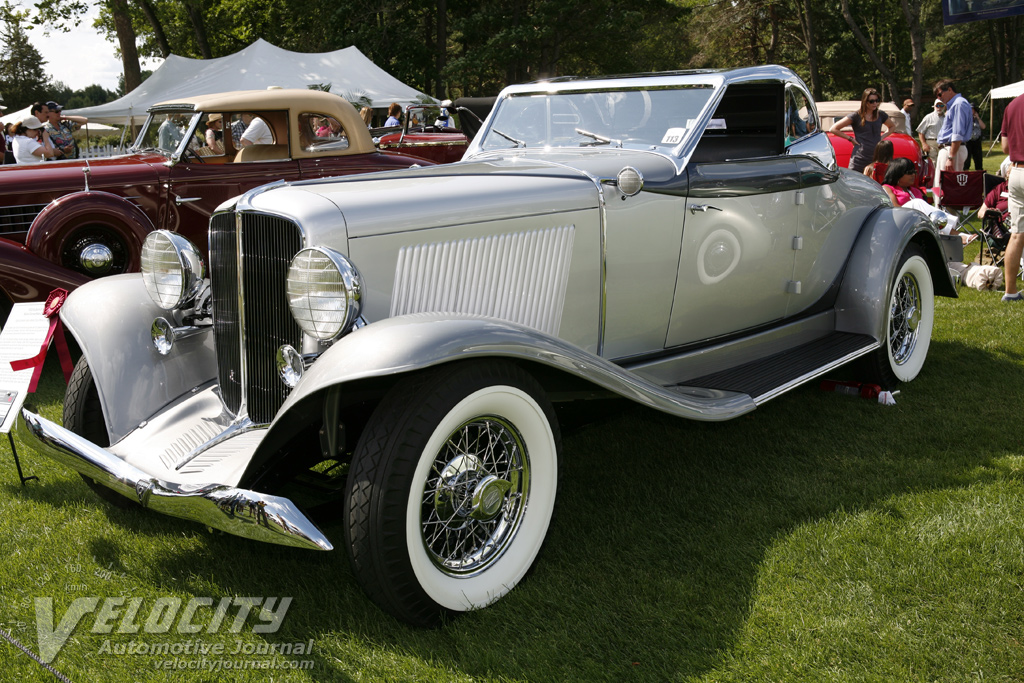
(478, 85), (714, 152)
(132, 111), (202, 155)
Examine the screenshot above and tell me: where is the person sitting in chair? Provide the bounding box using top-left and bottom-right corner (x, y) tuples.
(882, 157), (971, 242)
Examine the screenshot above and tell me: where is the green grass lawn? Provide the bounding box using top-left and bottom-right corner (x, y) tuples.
(1, 251), (1023, 682)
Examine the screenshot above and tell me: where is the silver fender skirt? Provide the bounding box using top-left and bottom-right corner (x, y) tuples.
(15, 407), (332, 552)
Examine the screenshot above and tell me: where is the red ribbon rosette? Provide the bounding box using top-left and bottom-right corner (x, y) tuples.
(9, 288), (75, 393)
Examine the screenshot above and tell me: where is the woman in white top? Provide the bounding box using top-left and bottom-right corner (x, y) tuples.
(12, 115), (56, 164)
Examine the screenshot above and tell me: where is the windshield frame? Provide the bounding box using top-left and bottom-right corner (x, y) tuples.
(467, 75), (725, 162)
(130, 109), (203, 162)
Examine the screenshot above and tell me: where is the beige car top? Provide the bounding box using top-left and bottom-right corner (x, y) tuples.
(150, 88), (376, 158)
(816, 100), (907, 133)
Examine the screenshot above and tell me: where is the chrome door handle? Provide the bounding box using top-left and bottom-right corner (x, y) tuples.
(175, 196), (202, 205)
(689, 204), (723, 215)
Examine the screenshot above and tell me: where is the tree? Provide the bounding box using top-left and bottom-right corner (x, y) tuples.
(30, 0), (143, 92)
(0, 1), (50, 110)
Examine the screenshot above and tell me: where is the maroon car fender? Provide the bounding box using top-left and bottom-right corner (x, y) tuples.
(26, 191), (155, 273)
(0, 237), (90, 306)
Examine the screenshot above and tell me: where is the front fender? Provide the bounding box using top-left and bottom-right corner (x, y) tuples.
(835, 206), (956, 342)
(60, 274), (217, 443)
(27, 190), (154, 270)
(240, 313), (756, 485)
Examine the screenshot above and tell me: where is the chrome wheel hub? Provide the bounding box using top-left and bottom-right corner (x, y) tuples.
(889, 270), (921, 365)
(422, 417), (529, 576)
(79, 243), (114, 275)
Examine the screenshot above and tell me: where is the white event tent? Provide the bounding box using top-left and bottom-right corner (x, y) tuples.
(988, 80), (1024, 101)
(67, 39), (435, 125)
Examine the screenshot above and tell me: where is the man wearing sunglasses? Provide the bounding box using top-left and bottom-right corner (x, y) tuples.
(933, 78), (972, 186)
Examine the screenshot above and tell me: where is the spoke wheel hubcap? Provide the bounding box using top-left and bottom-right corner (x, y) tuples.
(422, 417), (529, 576)
(890, 270), (922, 365)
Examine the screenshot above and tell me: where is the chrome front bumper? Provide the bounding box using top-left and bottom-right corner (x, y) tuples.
(15, 407), (333, 552)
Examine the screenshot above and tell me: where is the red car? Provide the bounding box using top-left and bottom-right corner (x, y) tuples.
(818, 100), (933, 187)
(373, 101), (472, 165)
(0, 89), (431, 311)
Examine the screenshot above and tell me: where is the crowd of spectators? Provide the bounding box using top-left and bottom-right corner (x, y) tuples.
(2, 100), (87, 165)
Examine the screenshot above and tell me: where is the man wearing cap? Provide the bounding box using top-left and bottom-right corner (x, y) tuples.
(917, 99), (945, 166)
(999, 92), (1024, 302)
(42, 100), (87, 160)
(933, 78), (972, 181)
(899, 98), (915, 135)
(12, 116), (56, 164)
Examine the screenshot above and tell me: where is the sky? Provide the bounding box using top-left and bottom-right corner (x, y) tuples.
(14, 2), (163, 93)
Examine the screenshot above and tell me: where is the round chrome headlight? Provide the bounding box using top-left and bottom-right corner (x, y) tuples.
(141, 230), (206, 310)
(286, 247), (361, 340)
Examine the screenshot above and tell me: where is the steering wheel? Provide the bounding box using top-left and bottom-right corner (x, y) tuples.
(182, 146), (206, 163)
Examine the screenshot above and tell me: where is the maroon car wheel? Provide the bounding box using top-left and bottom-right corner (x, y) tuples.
(59, 225), (131, 278)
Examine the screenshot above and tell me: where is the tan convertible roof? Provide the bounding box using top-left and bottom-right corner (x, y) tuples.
(151, 88), (376, 157)
(153, 88), (348, 114)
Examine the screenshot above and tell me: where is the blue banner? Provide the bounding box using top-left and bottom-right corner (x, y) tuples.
(943, 0), (1024, 25)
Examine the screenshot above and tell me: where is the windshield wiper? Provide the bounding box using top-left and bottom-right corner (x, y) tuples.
(576, 128), (620, 147)
(492, 129), (525, 147)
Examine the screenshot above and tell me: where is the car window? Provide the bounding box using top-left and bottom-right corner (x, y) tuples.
(689, 82), (784, 163)
(786, 86), (817, 147)
(300, 113), (350, 152)
(133, 112), (200, 155)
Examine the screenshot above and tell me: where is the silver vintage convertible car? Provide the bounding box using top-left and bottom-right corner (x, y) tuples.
(17, 66), (956, 626)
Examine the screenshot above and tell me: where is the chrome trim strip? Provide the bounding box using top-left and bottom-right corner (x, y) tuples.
(235, 210), (248, 419)
(379, 140), (465, 149)
(16, 408), (332, 551)
(751, 342), (880, 405)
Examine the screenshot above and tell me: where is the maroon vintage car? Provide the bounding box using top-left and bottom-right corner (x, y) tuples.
(818, 100), (933, 187)
(372, 98), (496, 165)
(373, 102), (469, 165)
(0, 89), (431, 311)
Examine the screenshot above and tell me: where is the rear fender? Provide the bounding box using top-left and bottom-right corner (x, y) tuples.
(60, 274), (217, 443)
(27, 191), (155, 271)
(835, 207), (955, 342)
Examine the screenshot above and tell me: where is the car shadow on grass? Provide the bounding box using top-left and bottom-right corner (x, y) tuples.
(3, 339), (1022, 682)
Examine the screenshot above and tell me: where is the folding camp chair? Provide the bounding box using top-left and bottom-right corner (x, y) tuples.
(977, 173), (1011, 266)
(937, 169), (986, 225)
(935, 170), (998, 264)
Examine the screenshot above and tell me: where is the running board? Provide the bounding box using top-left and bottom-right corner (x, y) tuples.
(679, 332), (879, 405)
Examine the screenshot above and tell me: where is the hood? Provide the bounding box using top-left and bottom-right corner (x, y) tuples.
(244, 150), (678, 243)
(0, 152), (167, 197)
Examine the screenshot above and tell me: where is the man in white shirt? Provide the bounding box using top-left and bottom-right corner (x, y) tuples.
(157, 115), (184, 152)
(916, 99), (945, 166)
(240, 114), (273, 146)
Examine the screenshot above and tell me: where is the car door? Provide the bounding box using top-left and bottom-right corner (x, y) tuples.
(162, 112), (299, 252)
(163, 155), (300, 253)
(783, 85), (857, 317)
(664, 158), (802, 347)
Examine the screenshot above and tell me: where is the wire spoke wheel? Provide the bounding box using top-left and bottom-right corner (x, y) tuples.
(860, 243), (934, 386)
(344, 360), (559, 626)
(422, 417), (529, 576)
(888, 268), (922, 366)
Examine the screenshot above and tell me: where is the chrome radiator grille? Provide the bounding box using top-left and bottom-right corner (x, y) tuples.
(209, 212), (303, 424)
